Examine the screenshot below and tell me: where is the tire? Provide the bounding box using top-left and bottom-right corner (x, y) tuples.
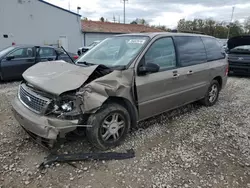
(200, 80), (220, 106)
(86, 102), (131, 150)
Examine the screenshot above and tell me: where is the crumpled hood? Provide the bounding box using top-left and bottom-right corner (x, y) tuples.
(22, 60), (99, 95)
(228, 35), (250, 50)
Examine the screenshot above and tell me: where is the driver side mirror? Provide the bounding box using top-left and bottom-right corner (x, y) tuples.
(138, 62), (160, 75)
(6, 55), (15, 61)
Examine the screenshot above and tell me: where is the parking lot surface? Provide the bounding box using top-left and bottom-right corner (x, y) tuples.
(0, 77), (250, 188)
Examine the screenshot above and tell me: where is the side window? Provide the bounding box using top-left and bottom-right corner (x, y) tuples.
(145, 37), (176, 70)
(38, 47), (56, 57)
(174, 36), (207, 67)
(8, 48), (34, 58)
(202, 37), (225, 61)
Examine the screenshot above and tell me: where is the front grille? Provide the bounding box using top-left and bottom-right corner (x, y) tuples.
(18, 84), (51, 114)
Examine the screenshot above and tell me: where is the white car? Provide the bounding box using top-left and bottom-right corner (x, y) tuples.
(77, 41), (101, 56)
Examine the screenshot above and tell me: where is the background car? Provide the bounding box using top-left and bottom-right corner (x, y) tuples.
(227, 35), (250, 76)
(77, 40), (101, 56)
(217, 38), (228, 53)
(0, 45), (79, 81)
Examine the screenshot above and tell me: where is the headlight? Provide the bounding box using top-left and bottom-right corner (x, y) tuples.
(61, 101), (74, 112)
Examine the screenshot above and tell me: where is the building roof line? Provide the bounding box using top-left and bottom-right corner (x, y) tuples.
(38, 0), (81, 17)
(81, 20), (164, 33)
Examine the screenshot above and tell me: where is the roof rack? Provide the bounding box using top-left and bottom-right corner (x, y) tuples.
(177, 30), (205, 34)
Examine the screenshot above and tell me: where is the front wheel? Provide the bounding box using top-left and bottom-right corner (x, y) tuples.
(200, 80), (220, 106)
(86, 102), (131, 150)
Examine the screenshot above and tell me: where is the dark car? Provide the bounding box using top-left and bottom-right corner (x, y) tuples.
(227, 35), (250, 76)
(0, 45), (78, 81)
(77, 40), (101, 56)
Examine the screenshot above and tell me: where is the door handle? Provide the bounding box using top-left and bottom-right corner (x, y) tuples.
(172, 71), (179, 78)
(27, 59), (34, 62)
(187, 70), (193, 75)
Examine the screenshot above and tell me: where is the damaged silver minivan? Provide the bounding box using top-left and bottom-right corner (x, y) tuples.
(12, 33), (228, 150)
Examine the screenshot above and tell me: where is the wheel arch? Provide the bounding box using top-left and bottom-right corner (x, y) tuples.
(213, 76), (222, 90)
(104, 96), (139, 129)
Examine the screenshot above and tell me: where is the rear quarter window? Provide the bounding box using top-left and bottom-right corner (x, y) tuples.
(174, 36), (207, 67)
(202, 37), (225, 61)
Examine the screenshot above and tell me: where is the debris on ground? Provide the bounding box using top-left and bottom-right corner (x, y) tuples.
(39, 149), (135, 169)
(0, 77), (250, 187)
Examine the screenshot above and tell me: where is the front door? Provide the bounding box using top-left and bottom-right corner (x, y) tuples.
(1, 47), (35, 80)
(135, 37), (189, 120)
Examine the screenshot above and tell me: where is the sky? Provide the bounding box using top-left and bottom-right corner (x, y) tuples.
(45, 0), (250, 28)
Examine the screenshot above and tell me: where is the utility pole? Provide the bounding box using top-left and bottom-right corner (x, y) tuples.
(122, 0), (128, 24)
(227, 6), (235, 39)
(68, 0), (71, 11)
(113, 14), (116, 23)
(119, 15), (120, 23)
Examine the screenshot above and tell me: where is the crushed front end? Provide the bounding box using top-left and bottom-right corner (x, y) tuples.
(12, 82), (86, 148)
(11, 60), (135, 149)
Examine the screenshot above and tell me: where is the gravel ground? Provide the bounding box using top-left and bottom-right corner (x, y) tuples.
(0, 77), (250, 188)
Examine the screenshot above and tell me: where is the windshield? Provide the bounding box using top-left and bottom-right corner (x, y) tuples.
(89, 41), (100, 47)
(76, 36), (149, 67)
(0, 46), (15, 57)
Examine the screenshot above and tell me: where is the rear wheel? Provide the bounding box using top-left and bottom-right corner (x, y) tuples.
(200, 80), (220, 106)
(86, 102), (131, 150)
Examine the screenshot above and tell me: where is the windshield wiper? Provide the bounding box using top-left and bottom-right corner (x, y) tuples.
(77, 61), (96, 66)
(110, 65), (127, 70)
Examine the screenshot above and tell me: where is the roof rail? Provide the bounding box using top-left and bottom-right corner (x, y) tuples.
(177, 30), (205, 34)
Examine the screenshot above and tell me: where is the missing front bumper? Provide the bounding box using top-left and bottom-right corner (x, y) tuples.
(12, 97), (85, 142)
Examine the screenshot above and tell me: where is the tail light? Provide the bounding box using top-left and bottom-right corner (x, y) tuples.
(225, 63), (229, 76)
(73, 55), (79, 60)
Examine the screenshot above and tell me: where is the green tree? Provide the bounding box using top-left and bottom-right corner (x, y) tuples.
(100, 17), (104, 22)
(130, 18), (149, 26)
(130, 21), (137, 24)
(244, 17), (250, 34)
(151, 25), (171, 31)
(177, 18), (245, 38)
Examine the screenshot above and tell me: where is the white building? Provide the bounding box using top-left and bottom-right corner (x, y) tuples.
(0, 0), (82, 53)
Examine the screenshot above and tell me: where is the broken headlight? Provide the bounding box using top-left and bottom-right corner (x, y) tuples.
(50, 99), (75, 114)
(46, 94), (83, 119)
(61, 101), (74, 112)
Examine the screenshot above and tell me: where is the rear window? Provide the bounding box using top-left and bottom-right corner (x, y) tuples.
(174, 36), (207, 67)
(202, 37), (225, 61)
